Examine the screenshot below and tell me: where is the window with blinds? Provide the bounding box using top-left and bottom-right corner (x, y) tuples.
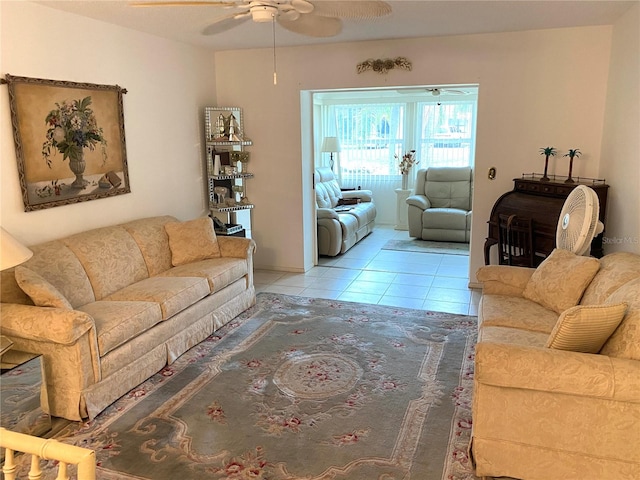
(318, 91), (477, 187)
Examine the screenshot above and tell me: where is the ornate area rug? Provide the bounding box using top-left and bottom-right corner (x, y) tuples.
(382, 240), (469, 256)
(29, 294), (479, 479)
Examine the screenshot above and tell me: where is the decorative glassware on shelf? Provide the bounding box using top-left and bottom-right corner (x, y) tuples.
(230, 151), (250, 173)
(213, 186), (228, 205)
(232, 185), (244, 202)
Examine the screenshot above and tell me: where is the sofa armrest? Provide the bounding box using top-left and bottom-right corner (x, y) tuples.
(475, 342), (640, 403)
(1, 302), (102, 420)
(1, 303), (95, 345)
(406, 194), (431, 210)
(317, 208), (339, 220)
(217, 236), (256, 259)
(342, 190), (373, 202)
(476, 265), (535, 296)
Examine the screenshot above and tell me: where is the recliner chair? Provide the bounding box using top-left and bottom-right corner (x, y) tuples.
(406, 167), (472, 242)
(315, 167), (376, 256)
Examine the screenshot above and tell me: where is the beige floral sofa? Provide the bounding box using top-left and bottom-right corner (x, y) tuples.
(471, 249), (640, 479)
(0, 216), (256, 421)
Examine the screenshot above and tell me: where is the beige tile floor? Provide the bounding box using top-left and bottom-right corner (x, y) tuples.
(255, 226), (481, 315)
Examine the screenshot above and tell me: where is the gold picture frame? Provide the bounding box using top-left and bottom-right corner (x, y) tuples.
(4, 74), (130, 211)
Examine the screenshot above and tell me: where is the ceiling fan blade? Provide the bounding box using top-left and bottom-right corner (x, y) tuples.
(278, 12), (342, 37)
(202, 11), (250, 35)
(311, 1), (391, 19)
(280, 8), (301, 21)
(291, 0), (314, 14)
(130, 1), (238, 7)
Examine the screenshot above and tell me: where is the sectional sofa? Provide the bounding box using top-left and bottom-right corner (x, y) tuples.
(0, 216), (256, 421)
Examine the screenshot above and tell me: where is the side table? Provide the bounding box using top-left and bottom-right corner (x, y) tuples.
(395, 188), (412, 230)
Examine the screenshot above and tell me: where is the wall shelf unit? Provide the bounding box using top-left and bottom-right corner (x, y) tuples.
(204, 107), (253, 237)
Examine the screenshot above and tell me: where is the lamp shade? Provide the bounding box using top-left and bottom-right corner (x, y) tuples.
(321, 136), (341, 153)
(0, 227), (33, 271)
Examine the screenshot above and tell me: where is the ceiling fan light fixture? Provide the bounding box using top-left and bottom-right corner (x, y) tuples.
(251, 5), (278, 22)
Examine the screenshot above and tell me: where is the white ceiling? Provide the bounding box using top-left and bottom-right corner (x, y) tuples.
(35, 0), (637, 51)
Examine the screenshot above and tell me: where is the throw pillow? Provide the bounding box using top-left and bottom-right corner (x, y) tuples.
(546, 303), (628, 353)
(165, 217), (221, 266)
(522, 248), (600, 314)
(14, 266), (73, 309)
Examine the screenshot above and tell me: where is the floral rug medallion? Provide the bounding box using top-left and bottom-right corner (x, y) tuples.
(28, 294), (479, 480)
(273, 353), (363, 399)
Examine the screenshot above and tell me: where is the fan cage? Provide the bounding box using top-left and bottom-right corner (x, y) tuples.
(556, 185), (600, 255)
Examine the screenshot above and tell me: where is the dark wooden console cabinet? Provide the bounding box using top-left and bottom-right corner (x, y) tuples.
(484, 177), (609, 265)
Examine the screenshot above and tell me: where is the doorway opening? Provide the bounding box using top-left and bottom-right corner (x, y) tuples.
(304, 85), (479, 270)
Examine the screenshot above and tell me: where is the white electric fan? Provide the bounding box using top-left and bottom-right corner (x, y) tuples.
(556, 185), (605, 255)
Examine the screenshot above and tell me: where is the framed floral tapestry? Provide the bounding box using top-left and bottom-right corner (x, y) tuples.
(4, 74), (130, 211)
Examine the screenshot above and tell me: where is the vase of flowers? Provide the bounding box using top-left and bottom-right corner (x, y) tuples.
(68, 151), (88, 188)
(42, 96), (107, 189)
(396, 149), (418, 190)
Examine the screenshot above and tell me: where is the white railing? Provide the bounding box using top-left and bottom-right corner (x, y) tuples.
(0, 428), (95, 480)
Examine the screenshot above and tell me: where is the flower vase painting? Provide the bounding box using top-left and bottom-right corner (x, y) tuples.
(42, 96), (107, 189)
(5, 75), (130, 211)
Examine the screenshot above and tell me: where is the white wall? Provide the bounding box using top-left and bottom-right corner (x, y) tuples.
(1, 2), (216, 245)
(600, 3), (640, 254)
(214, 26), (615, 279)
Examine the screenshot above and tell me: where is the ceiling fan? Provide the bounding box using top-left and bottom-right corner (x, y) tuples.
(397, 87), (469, 96)
(132, 1), (392, 38)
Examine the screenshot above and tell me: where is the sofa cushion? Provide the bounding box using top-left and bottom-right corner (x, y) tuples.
(160, 257), (248, 293)
(601, 278), (640, 360)
(104, 276), (210, 319)
(64, 226), (149, 301)
(315, 180), (342, 209)
(522, 248), (600, 314)
(479, 325), (550, 347)
(1, 268), (32, 305)
(23, 240), (96, 307)
(122, 216), (176, 277)
(581, 252), (640, 305)
(343, 204), (375, 229)
(479, 295), (559, 333)
(423, 208), (468, 230)
(14, 266), (72, 310)
(337, 212), (359, 238)
(165, 218), (221, 267)
(78, 301), (163, 356)
(545, 303), (628, 353)
(314, 167), (343, 209)
(424, 167), (471, 210)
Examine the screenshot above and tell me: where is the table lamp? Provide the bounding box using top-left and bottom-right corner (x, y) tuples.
(321, 136), (341, 171)
(0, 227), (33, 271)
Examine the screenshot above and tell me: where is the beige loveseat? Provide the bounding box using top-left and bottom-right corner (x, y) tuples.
(315, 167), (376, 256)
(471, 249), (640, 479)
(0, 216), (256, 421)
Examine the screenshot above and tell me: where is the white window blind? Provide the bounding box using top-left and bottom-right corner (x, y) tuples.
(320, 94), (476, 190)
(417, 102), (476, 168)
